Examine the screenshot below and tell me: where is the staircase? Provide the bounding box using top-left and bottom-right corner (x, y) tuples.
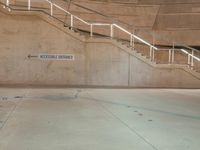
(1, 0), (200, 76)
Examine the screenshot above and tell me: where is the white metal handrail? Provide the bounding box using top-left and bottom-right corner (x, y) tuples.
(2, 0), (200, 69)
(48, 0), (158, 50)
(92, 23), (111, 26)
(181, 49), (200, 62)
(4, 0), (156, 49)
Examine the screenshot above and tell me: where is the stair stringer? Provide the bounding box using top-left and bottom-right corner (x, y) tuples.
(86, 38), (200, 81)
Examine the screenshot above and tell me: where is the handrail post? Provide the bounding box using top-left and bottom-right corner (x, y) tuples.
(172, 42), (175, 64)
(50, 2), (53, 16)
(191, 50), (194, 68)
(169, 49), (171, 64)
(152, 47), (155, 62)
(130, 35), (134, 50)
(150, 46), (152, 61)
(130, 35), (133, 46)
(172, 49), (175, 64)
(110, 24), (113, 38)
(70, 15), (73, 30)
(90, 24), (93, 37)
(188, 53), (191, 67)
(6, 0), (9, 6)
(28, 0), (31, 10)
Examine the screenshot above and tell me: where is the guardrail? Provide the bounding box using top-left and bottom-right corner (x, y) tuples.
(1, 0), (200, 71)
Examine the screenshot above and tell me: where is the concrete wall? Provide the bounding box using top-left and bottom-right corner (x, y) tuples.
(86, 42), (200, 88)
(0, 10), (86, 85)
(2, 0), (200, 46)
(0, 10), (200, 88)
(130, 57), (200, 88)
(85, 42), (129, 87)
(62, 0), (200, 46)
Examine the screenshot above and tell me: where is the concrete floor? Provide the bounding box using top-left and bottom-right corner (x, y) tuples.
(0, 88), (200, 150)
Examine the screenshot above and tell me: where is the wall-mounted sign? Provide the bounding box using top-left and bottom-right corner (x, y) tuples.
(39, 54), (75, 61)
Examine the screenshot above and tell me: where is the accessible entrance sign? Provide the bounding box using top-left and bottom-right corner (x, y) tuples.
(39, 54), (74, 61)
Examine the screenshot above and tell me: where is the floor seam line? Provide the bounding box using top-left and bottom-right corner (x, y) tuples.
(86, 92), (160, 150)
(0, 97), (23, 132)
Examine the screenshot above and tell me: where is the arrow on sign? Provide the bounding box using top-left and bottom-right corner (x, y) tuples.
(28, 55), (38, 59)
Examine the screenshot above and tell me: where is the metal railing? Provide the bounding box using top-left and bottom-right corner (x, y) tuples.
(1, 0), (200, 72)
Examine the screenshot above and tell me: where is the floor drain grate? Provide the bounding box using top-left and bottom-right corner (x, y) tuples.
(14, 96), (23, 99)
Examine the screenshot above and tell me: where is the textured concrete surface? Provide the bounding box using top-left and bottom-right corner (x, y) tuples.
(0, 9), (200, 88)
(0, 88), (200, 150)
(2, 0), (200, 45)
(36, 0), (200, 45)
(68, 0), (200, 45)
